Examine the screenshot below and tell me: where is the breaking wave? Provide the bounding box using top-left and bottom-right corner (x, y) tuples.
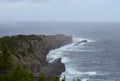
(47, 37), (96, 81)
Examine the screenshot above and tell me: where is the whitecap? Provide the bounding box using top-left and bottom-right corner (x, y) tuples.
(60, 67), (97, 81)
(81, 78), (89, 81)
(47, 37), (97, 81)
(61, 57), (72, 63)
(67, 48), (97, 52)
(47, 42), (74, 62)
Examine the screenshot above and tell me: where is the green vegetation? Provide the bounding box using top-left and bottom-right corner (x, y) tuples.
(38, 74), (48, 81)
(0, 42), (34, 81)
(0, 65), (34, 81)
(37, 74), (81, 81)
(37, 74), (59, 81)
(0, 35), (80, 81)
(0, 35), (44, 58)
(52, 76), (59, 81)
(0, 42), (13, 71)
(9, 64), (34, 81)
(27, 48), (34, 53)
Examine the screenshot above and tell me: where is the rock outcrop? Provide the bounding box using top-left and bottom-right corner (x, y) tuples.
(0, 34), (72, 78)
(73, 40), (87, 46)
(40, 58), (65, 79)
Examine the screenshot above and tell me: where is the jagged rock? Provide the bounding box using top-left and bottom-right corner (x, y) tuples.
(40, 58), (65, 79)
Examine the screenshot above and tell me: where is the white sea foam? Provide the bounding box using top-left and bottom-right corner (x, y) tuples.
(60, 67), (97, 81)
(81, 78), (88, 81)
(47, 43), (74, 63)
(61, 57), (72, 63)
(47, 37), (97, 81)
(67, 48), (97, 52)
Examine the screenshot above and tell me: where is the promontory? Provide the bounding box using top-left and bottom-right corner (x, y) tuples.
(0, 34), (72, 81)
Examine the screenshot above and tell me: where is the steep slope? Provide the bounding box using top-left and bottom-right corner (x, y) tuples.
(0, 34), (72, 78)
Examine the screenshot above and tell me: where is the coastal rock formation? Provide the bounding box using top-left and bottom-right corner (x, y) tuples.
(73, 40), (87, 46)
(40, 58), (65, 79)
(0, 34), (72, 78)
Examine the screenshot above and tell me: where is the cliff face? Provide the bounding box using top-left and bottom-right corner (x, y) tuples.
(0, 34), (72, 77)
(40, 58), (66, 79)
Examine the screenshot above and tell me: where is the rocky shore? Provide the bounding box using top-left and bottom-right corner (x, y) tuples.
(41, 58), (66, 79)
(0, 34), (72, 79)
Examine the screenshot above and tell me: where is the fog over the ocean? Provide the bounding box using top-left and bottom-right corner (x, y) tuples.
(0, 22), (120, 40)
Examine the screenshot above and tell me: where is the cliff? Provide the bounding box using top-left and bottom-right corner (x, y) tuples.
(0, 34), (72, 78)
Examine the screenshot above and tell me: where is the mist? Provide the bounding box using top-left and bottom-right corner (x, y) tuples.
(0, 22), (120, 40)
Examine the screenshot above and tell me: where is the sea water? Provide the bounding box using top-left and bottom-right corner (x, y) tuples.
(47, 37), (120, 81)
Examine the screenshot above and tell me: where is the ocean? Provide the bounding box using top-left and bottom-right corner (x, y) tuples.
(0, 22), (120, 81)
(47, 37), (120, 81)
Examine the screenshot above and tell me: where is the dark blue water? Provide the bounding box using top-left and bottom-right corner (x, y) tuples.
(63, 38), (120, 81)
(47, 36), (120, 81)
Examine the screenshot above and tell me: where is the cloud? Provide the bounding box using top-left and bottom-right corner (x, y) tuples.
(0, 0), (55, 8)
(0, 0), (48, 8)
(0, 0), (120, 22)
(0, 0), (50, 3)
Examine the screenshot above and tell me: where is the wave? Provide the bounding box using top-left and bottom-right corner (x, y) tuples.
(67, 48), (97, 52)
(47, 37), (97, 81)
(47, 43), (74, 63)
(60, 67), (97, 81)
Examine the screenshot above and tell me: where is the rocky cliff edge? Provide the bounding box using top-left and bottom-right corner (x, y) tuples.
(0, 34), (72, 78)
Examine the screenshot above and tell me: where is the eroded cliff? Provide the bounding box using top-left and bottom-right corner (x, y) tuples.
(0, 34), (72, 78)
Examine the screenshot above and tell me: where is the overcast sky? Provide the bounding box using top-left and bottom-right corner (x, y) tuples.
(0, 0), (120, 22)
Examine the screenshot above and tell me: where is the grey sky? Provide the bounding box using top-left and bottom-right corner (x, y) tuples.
(0, 0), (120, 22)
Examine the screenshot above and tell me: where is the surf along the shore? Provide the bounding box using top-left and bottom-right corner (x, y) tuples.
(47, 37), (95, 81)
